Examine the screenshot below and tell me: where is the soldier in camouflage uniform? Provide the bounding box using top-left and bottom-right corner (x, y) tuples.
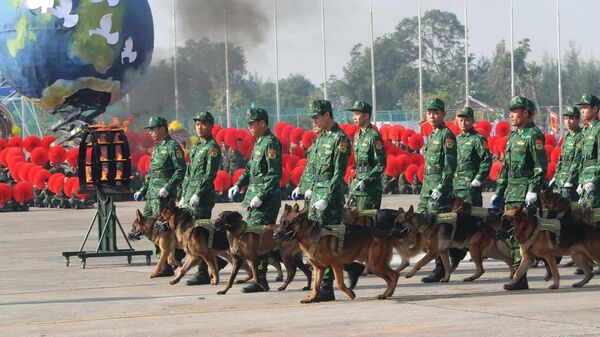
(575, 94), (600, 208)
(228, 144), (247, 175)
(305, 99), (350, 301)
(454, 107), (492, 207)
(292, 122), (321, 206)
(347, 101), (386, 210)
(491, 96), (547, 290)
(178, 111), (227, 285)
(550, 106), (583, 202)
(134, 116), (187, 277)
(417, 98), (459, 283)
(228, 107), (282, 293)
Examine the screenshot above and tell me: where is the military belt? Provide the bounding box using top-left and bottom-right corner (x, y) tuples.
(315, 175), (332, 182)
(356, 166), (370, 173)
(250, 177), (264, 184)
(188, 174), (205, 181)
(509, 171), (532, 178)
(583, 159), (597, 166)
(147, 171), (173, 179)
(456, 163), (476, 172)
(425, 167), (442, 174)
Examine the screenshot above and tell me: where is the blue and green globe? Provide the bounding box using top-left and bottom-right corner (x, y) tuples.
(0, 0), (154, 111)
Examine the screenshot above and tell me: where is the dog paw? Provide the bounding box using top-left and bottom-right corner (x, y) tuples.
(348, 290), (356, 300)
(404, 272), (415, 278)
(377, 294), (388, 300)
(169, 279), (180, 285)
(302, 286), (311, 291)
(217, 290), (227, 295)
(462, 277), (475, 282)
(149, 274), (157, 279)
(301, 296), (315, 304)
(572, 282), (584, 288)
(235, 280), (246, 284)
(544, 275), (552, 282)
(548, 284), (559, 290)
(277, 286), (285, 291)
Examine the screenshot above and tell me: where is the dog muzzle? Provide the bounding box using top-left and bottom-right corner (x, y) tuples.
(127, 231), (143, 241)
(153, 220), (170, 233)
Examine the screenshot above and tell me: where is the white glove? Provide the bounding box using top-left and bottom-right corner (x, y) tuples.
(228, 185), (240, 200)
(189, 194), (200, 208)
(577, 185), (584, 196)
(133, 191), (143, 201)
(430, 189), (442, 200)
(158, 188), (169, 198)
(291, 187), (300, 201)
(177, 197), (185, 208)
(305, 189), (313, 199)
(584, 182), (595, 194)
(250, 196), (262, 208)
(563, 182), (573, 188)
(355, 180), (365, 192)
(313, 199), (328, 212)
(470, 179), (482, 188)
(549, 178), (556, 187)
(525, 192), (538, 206)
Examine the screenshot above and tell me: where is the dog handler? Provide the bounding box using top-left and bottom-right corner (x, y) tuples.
(576, 94), (600, 208)
(550, 106), (583, 202)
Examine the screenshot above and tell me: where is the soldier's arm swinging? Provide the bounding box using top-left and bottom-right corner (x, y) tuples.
(196, 146), (221, 197)
(324, 136), (350, 203)
(167, 146), (187, 191)
(364, 133), (386, 185)
(437, 132), (457, 191)
(257, 142), (282, 201)
(528, 134), (548, 193)
(475, 136), (492, 182)
(235, 160), (251, 188)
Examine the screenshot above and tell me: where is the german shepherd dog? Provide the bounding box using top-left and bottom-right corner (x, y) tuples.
(274, 204), (399, 303)
(157, 204), (231, 286)
(397, 206), (513, 282)
(541, 188), (600, 227)
(128, 210), (182, 278)
(213, 211), (282, 295)
(501, 207), (600, 289)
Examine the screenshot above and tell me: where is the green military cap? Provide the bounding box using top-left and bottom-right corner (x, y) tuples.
(506, 96), (536, 113)
(245, 107), (269, 124)
(563, 106), (580, 118)
(144, 116), (168, 129)
(575, 93), (600, 107)
(457, 106), (474, 118)
(347, 100), (372, 115)
(425, 98), (445, 111)
(308, 99), (333, 118)
(193, 111), (215, 124)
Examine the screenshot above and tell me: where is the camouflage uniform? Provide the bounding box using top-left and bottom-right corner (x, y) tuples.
(576, 94), (600, 208)
(454, 107), (492, 207)
(347, 101), (386, 210)
(554, 107), (583, 202)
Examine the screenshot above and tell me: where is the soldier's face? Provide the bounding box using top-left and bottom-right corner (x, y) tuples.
(426, 109), (445, 127)
(247, 120), (267, 138)
(564, 116), (579, 131)
(579, 105), (598, 122)
(509, 108), (531, 128)
(195, 120), (213, 139)
(352, 111), (370, 127)
(457, 117), (474, 132)
(149, 126), (168, 142)
(312, 113), (332, 130)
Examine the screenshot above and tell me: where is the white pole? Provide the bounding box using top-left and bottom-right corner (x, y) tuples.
(321, 0), (328, 100)
(510, 0), (515, 97)
(418, 0), (423, 121)
(274, 0), (281, 122)
(172, 0), (180, 121)
(464, 0), (469, 107)
(225, 10), (231, 128)
(556, 0), (563, 134)
(369, 0), (377, 121)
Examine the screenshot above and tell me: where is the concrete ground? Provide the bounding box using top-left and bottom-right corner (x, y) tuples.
(1, 192), (600, 337)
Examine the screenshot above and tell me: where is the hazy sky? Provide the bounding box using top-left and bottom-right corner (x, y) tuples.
(148, 0), (600, 85)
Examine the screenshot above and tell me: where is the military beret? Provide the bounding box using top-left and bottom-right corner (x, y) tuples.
(425, 98), (445, 111)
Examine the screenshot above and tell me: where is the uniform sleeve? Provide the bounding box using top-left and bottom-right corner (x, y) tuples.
(436, 131), (457, 191)
(595, 130), (600, 186)
(554, 139), (564, 180)
(196, 146), (221, 196)
(364, 132), (386, 185)
(298, 146), (314, 192)
(256, 140), (282, 200)
(324, 135), (349, 203)
(236, 160), (251, 188)
(527, 133), (548, 193)
(496, 134), (512, 197)
(166, 145), (187, 190)
(139, 176), (149, 195)
(567, 136), (581, 185)
(475, 136), (492, 182)
(181, 149), (191, 193)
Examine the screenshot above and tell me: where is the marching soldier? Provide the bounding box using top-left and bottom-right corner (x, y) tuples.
(305, 99), (350, 301)
(227, 107), (282, 293)
(347, 101), (386, 210)
(576, 94), (600, 208)
(454, 107), (492, 207)
(550, 106), (583, 202)
(178, 111), (228, 285)
(133, 116), (187, 277)
(417, 98), (459, 283)
(291, 122), (320, 205)
(491, 96), (547, 291)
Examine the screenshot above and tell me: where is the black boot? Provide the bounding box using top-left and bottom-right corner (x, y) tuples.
(241, 275), (269, 293)
(421, 259), (445, 283)
(504, 274), (529, 290)
(449, 248), (467, 272)
(186, 263), (211, 286)
(314, 286), (335, 302)
(216, 257), (228, 271)
(155, 264), (175, 277)
(344, 262), (365, 290)
(574, 268), (585, 275)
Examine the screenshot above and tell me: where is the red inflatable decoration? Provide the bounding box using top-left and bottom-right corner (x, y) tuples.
(12, 181), (34, 204)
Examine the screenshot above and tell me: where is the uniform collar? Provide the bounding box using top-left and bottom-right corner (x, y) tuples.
(157, 135), (172, 146)
(359, 123), (372, 135)
(516, 122), (534, 134)
(584, 119), (598, 128)
(257, 128), (272, 143)
(568, 127), (581, 136)
(432, 123), (446, 134)
(199, 135), (214, 144)
(325, 123), (341, 134)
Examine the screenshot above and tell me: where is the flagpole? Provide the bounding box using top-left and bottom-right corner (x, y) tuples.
(224, 10), (231, 128)
(321, 0), (328, 100)
(464, 0), (469, 107)
(509, 0), (515, 97)
(556, 0), (563, 134)
(172, 0), (180, 121)
(418, 0), (423, 121)
(274, 0), (281, 122)
(369, 0), (377, 121)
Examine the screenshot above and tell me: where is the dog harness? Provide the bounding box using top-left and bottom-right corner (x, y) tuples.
(229, 224), (265, 255)
(305, 225), (346, 263)
(569, 205), (600, 224)
(519, 217), (561, 251)
(194, 219), (215, 249)
(435, 213), (458, 242)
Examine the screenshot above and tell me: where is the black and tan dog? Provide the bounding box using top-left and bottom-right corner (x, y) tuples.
(274, 204), (399, 303)
(128, 210), (182, 278)
(397, 206), (513, 282)
(501, 207), (600, 289)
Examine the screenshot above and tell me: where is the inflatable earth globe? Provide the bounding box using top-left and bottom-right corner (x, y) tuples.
(0, 0), (154, 111)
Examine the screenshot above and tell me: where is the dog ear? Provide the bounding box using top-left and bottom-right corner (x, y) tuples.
(407, 205), (414, 215)
(285, 204), (291, 212)
(292, 203), (300, 212)
(136, 209), (143, 220)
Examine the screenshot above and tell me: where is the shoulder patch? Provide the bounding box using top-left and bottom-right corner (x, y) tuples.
(268, 148), (277, 159)
(210, 147), (219, 158)
(176, 149), (183, 158)
(535, 139), (544, 150)
(445, 137), (455, 149)
(375, 140), (383, 150)
(339, 140), (348, 153)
